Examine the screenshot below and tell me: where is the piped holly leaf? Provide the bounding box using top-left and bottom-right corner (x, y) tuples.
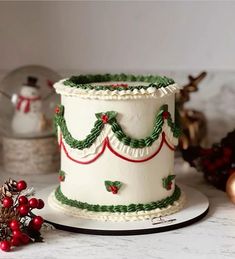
(162, 175), (176, 190)
(59, 170), (66, 182)
(95, 111), (117, 123)
(105, 180), (122, 194)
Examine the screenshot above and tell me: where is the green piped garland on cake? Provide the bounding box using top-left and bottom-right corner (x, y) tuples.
(63, 74), (175, 91)
(55, 185), (181, 213)
(54, 104), (181, 150)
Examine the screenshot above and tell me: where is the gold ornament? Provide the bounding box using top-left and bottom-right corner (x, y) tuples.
(226, 172), (235, 203)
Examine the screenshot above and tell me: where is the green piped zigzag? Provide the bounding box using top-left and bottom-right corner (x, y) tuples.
(63, 73), (175, 91)
(55, 185), (181, 213)
(54, 104), (181, 150)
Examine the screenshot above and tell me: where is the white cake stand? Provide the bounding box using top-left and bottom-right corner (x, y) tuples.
(37, 184), (209, 236)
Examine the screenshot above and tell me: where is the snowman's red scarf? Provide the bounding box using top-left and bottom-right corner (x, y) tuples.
(16, 95), (41, 113)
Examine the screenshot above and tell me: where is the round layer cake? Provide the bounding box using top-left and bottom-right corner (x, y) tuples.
(50, 74), (185, 221)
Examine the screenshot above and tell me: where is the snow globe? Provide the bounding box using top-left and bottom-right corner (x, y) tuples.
(0, 65), (61, 174)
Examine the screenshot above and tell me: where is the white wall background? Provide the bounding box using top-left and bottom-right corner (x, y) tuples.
(1, 1), (235, 74)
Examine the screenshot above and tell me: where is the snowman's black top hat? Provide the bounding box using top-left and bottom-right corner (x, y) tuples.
(25, 76), (40, 88)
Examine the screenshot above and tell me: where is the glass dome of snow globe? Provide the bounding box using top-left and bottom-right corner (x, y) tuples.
(0, 65), (61, 139)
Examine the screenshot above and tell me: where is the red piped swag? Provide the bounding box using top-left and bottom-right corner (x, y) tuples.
(59, 132), (175, 164)
(16, 95), (41, 113)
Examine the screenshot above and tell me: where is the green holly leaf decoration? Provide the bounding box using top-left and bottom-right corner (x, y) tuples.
(162, 175), (176, 190)
(105, 180), (122, 194)
(59, 170), (66, 182)
(95, 111), (117, 123)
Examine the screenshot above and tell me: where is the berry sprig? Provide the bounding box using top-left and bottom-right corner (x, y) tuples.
(0, 179), (45, 252)
(182, 129), (235, 191)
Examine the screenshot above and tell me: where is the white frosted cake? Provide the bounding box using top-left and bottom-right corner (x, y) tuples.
(49, 74), (185, 221)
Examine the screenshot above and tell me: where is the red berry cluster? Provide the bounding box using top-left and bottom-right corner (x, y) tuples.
(0, 180), (45, 252)
(201, 147), (233, 173)
(182, 129), (235, 191)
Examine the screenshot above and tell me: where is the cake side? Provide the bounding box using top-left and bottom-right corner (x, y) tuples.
(56, 94), (179, 205)
(51, 74), (183, 221)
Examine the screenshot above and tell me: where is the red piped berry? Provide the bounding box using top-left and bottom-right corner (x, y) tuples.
(101, 114), (109, 124)
(55, 106), (60, 114)
(18, 195), (28, 205)
(17, 180), (27, 191)
(18, 204), (29, 216)
(0, 240), (11, 252)
(37, 199), (45, 209)
(2, 197), (13, 208)
(9, 220), (20, 230)
(29, 198), (39, 209)
(59, 175), (65, 182)
(166, 182), (173, 190)
(162, 111), (169, 119)
(109, 186), (118, 194)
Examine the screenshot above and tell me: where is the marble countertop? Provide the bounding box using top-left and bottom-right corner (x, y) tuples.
(0, 160), (235, 259)
(0, 71), (235, 258)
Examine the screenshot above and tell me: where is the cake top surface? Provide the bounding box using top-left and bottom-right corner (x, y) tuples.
(54, 74), (180, 100)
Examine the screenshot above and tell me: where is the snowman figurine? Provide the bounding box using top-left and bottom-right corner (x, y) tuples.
(11, 76), (46, 135)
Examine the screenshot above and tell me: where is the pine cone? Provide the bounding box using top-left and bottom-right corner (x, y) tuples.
(0, 207), (19, 224)
(0, 178), (18, 198)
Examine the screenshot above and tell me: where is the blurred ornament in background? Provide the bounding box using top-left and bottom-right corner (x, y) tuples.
(176, 71), (207, 150)
(12, 76), (51, 135)
(0, 65), (60, 138)
(0, 65), (61, 174)
(226, 172), (235, 204)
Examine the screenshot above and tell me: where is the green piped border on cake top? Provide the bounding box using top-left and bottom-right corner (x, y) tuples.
(54, 104), (181, 150)
(54, 185), (181, 213)
(63, 74), (175, 91)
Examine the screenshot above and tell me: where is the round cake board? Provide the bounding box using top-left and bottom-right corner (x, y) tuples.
(37, 184), (209, 236)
